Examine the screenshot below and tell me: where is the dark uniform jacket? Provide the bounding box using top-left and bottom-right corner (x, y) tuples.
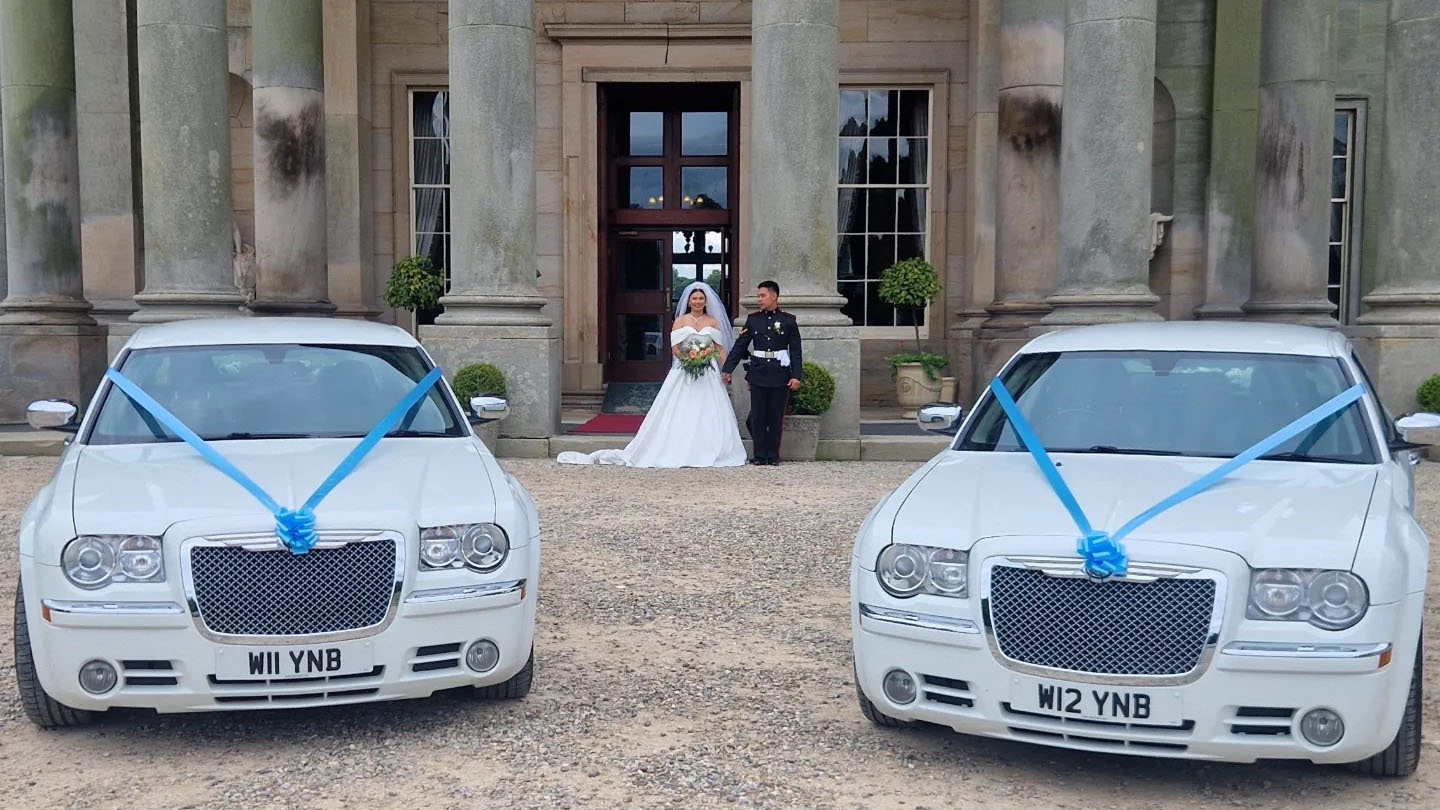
(721, 309), (802, 388)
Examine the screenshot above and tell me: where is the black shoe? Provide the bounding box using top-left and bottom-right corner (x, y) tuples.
(748, 458), (762, 465)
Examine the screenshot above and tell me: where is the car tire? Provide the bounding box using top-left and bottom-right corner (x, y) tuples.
(13, 584), (98, 729)
(855, 667), (912, 728)
(474, 647), (533, 700)
(1346, 636), (1422, 778)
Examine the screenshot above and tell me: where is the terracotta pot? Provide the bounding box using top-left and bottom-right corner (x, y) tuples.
(895, 363), (942, 418)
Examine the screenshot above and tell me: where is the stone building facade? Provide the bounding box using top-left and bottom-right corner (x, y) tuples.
(2, 0), (1438, 457)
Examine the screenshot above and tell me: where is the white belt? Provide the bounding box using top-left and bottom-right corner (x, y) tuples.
(750, 349), (791, 367)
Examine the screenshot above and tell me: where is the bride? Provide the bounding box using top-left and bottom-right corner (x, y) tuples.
(557, 282), (747, 468)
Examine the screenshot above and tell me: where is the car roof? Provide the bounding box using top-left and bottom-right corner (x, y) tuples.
(1018, 321), (1348, 358)
(123, 317), (419, 350)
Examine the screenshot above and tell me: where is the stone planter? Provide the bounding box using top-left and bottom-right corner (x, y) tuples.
(476, 421), (501, 453)
(895, 363), (942, 418)
(779, 414), (821, 461)
(939, 375), (957, 404)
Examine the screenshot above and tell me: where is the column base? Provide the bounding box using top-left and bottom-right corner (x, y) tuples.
(1344, 324), (1440, 414)
(433, 294), (552, 327)
(0, 324), (107, 423)
(1041, 291), (1162, 326)
(0, 297), (97, 326)
(130, 290), (247, 323)
(1357, 287), (1440, 326)
(981, 300), (1051, 329)
(419, 323), (561, 439)
(1240, 298), (1337, 326)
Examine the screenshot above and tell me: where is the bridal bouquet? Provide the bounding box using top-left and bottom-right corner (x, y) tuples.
(678, 335), (721, 379)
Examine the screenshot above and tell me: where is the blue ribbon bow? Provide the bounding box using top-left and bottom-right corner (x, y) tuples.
(104, 365), (445, 554)
(987, 377), (1368, 579)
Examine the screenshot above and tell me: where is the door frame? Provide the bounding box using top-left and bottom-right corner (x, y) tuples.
(598, 82), (741, 383)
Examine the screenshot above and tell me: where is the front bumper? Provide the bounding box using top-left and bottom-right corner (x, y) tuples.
(851, 544), (1423, 765)
(21, 551), (538, 714)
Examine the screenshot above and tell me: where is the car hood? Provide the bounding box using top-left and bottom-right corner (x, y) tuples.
(71, 438), (497, 537)
(890, 451), (1378, 569)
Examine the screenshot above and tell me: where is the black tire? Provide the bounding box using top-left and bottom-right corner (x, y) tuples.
(474, 647), (533, 700)
(855, 667), (912, 728)
(13, 584), (98, 729)
(1346, 637), (1422, 777)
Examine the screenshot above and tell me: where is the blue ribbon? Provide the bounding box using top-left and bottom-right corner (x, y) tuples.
(104, 366), (445, 554)
(987, 377), (1367, 579)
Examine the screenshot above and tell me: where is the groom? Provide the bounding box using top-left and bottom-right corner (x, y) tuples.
(721, 280), (802, 466)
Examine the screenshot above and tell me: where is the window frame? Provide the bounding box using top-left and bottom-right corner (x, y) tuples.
(408, 87), (454, 326)
(837, 84), (936, 337)
(1332, 98), (1368, 325)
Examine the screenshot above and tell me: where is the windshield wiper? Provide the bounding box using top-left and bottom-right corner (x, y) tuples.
(1257, 451), (1363, 464)
(385, 429), (454, 438)
(207, 432), (312, 440)
(1048, 445), (1184, 456)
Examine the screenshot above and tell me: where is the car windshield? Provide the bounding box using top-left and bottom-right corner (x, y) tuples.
(958, 350), (1378, 464)
(87, 343), (464, 445)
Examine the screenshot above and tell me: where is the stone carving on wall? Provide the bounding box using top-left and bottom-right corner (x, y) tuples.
(1148, 212), (1174, 261)
(233, 224), (256, 306)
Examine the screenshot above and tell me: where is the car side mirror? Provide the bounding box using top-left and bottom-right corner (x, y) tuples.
(917, 402), (963, 436)
(469, 395), (510, 425)
(1394, 414), (1440, 461)
(27, 399), (80, 433)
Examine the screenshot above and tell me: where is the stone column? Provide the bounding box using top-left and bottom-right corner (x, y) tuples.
(1242, 0), (1338, 325)
(1044, 0), (1160, 325)
(743, 0), (858, 453)
(132, 0), (244, 322)
(0, 0), (105, 421)
(74, 0), (144, 325)
(250, 0), (332, 314)
(1349, 2), (1440, 411)
(986, 0), (1064, 327)
(420, 0), (559, 448)
(323, 0), (378, 320)
(957, 0), (1000, 401)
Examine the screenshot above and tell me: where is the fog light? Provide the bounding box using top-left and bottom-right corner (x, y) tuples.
(465, 640), (500, 673)
(78, 660), (118, 695)
(882, 669), (917, 705)
(1300, 708), (1345, 747)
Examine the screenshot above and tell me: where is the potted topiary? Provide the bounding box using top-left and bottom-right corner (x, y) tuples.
(878, 257), (948, 417)
(779, 361), (835, 462)
(384, 255), (445, 335)
(1419, 374), (1440, 414)
(452, 363), (507, 451)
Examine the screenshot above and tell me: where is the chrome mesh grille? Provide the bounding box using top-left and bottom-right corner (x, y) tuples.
(988, 566), (1216, 676)
(189, 539), (397, 637)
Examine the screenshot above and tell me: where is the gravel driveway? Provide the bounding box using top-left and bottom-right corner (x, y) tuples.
(0, 456), (1435, 810)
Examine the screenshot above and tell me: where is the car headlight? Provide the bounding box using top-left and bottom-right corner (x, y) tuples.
(61, 535), (164, 589)
(876, 544), (968, 599)
(420, 524), (509, 573)
(1246, 568), (1368, 630)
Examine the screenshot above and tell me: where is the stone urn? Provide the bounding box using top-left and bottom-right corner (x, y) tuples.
(779, 414), (821, 462)
(895, 363), (942, 418)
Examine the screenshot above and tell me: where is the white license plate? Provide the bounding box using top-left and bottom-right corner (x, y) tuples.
(1009, 677), (1183, 726)
(215, 641), (374, 680)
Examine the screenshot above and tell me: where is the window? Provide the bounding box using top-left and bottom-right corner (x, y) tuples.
(837, 88), (932, 328)
(410, 89), (451, 325)
(1330, 102), (1366, 324)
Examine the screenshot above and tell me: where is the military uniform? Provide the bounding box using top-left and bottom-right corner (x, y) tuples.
(721, 308), (802, 464)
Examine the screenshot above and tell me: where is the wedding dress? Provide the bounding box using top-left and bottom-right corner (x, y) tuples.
(557, 325), (747, 468)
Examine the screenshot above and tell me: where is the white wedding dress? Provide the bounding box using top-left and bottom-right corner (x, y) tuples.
(557, 325), (747, 468)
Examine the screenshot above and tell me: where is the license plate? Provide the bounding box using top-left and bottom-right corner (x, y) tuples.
(1009, 677), (1183, 726)
(215, 641), (374, 680)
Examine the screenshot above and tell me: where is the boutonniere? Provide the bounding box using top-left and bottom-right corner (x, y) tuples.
(772, 321), (784, 333)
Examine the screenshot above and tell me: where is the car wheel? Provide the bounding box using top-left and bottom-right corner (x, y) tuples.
(474, 647), (533, 700)
(854, 666), (912, 728)
(1346, 636), (1422, 778)
(13, 584), (98, 729)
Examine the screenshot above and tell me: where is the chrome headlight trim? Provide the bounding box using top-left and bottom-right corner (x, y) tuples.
(420, 523), (510, 573)
(875, 544), (969, 599)
(1246, 568), (1369, 631)
(61, 535), (165, 590)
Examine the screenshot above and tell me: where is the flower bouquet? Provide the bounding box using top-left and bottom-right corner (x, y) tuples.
(678, 335), (721, 379)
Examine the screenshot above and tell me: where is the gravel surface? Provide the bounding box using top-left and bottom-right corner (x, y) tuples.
(0, 456), (1436, 809)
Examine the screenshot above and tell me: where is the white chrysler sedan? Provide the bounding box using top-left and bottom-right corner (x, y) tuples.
(16, 318), (539, 727)
(851, 322), (1429, 776)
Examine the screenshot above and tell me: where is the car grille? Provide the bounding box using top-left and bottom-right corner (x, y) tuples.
(188, 538), (398, 637)
(988, 565), (1216, 677)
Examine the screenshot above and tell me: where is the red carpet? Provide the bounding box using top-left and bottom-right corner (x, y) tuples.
(569, 413), (646, 434)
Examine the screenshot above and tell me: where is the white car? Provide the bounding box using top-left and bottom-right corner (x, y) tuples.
(851, 322), (1429, 776)
(16, 318), (539, 727)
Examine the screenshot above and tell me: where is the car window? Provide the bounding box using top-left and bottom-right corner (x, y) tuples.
(1350, 350), (1398, 445)
(960, 350), (1378, 463)
(87, 343), (464, 445)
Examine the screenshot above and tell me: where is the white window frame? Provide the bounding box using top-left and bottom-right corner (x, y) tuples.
(837, 84), (936, 338)
(1332, 99), (1367, 325)
(408, 87), (452, 298)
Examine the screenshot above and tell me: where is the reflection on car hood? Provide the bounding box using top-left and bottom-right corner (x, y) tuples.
(891, 451), (1378, 569)
(71, 438), (495, 536)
